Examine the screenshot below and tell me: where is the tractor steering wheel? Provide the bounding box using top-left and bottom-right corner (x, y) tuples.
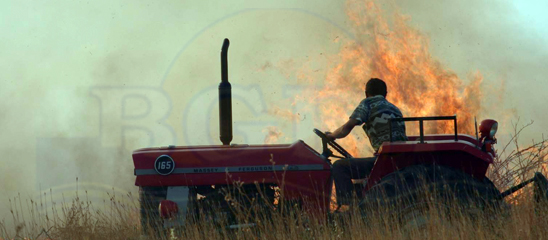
(313, 129), (353, 159)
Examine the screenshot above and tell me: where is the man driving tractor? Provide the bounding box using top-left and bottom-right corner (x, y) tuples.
(326, 78), (408, 208)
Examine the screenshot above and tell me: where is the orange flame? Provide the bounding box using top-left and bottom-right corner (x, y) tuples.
(294, 0), (484, 156)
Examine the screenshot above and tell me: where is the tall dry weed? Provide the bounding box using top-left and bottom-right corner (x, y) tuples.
(488, 119), (548, 203)
(2, 122), (548, 239)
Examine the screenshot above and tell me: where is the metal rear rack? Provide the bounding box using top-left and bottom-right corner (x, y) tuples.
(389, 115), (458, 143)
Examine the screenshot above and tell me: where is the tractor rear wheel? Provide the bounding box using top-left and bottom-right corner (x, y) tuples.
(361, 164), (503, 227)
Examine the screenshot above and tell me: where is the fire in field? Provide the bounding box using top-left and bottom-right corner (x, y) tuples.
(1, 0), (548, 240)
(291, 0), (485, 157)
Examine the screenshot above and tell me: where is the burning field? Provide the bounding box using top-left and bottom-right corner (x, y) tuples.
(1, 0), (548, 239)
(289, 0), (487, 157)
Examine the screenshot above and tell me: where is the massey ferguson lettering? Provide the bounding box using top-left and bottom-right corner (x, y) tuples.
(189, 166), (277, 173)
(133, 164), (324, 176)
(238, 166), (273, 172)
(193, 168), (220, 173)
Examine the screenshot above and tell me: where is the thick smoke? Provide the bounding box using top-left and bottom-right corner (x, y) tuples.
(393, 0), (548, 132)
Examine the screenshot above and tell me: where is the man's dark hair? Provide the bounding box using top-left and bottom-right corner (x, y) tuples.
(365, 78), (387, 98)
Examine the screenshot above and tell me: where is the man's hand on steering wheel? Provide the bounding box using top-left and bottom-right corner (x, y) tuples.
(325, 131), (336, 141)
(313, 129), (353, 159)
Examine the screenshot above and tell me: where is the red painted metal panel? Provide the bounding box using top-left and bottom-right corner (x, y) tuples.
(133, 141), (324, 170)
(365, 138), (493, 191)
(132, 140), (332, 213)
(407, 134), (480, 146)
(407, 134), (479, 146)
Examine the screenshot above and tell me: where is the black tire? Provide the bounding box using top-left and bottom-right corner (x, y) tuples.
(139, 186), (167, 237)
(361, 165), (502, 220)
(192, 184), (276, 230)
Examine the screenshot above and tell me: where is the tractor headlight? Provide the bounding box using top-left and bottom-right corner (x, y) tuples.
(479, 119), (498, 139)
(489, 122), (498, 138)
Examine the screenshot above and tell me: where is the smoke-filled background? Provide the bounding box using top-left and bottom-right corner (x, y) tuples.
(1, 0), (547, 222)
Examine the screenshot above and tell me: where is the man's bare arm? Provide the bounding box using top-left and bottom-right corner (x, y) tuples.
(326, 118), (361, 140)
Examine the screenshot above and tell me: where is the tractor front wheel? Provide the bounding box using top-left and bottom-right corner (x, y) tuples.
(139, 186), (168, 237)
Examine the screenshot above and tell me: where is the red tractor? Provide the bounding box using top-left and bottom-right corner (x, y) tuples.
(133, 39), (548, 235)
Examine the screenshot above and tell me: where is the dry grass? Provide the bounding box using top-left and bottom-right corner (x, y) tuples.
(0, 188), (141, 240)
(2, 122), (548, 240)
(3, 189), (548, 240)
(488, 119), (548, 203)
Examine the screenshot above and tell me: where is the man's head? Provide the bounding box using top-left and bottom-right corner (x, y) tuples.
(365, 78), (387, 98)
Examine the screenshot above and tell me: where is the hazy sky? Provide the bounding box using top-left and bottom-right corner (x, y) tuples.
(1, 0), (547, 221)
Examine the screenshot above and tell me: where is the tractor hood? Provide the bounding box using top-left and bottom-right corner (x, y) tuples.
(132, 140), (330, 187)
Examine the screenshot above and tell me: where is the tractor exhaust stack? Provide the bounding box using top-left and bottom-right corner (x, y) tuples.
(219, 38), (233, 145)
